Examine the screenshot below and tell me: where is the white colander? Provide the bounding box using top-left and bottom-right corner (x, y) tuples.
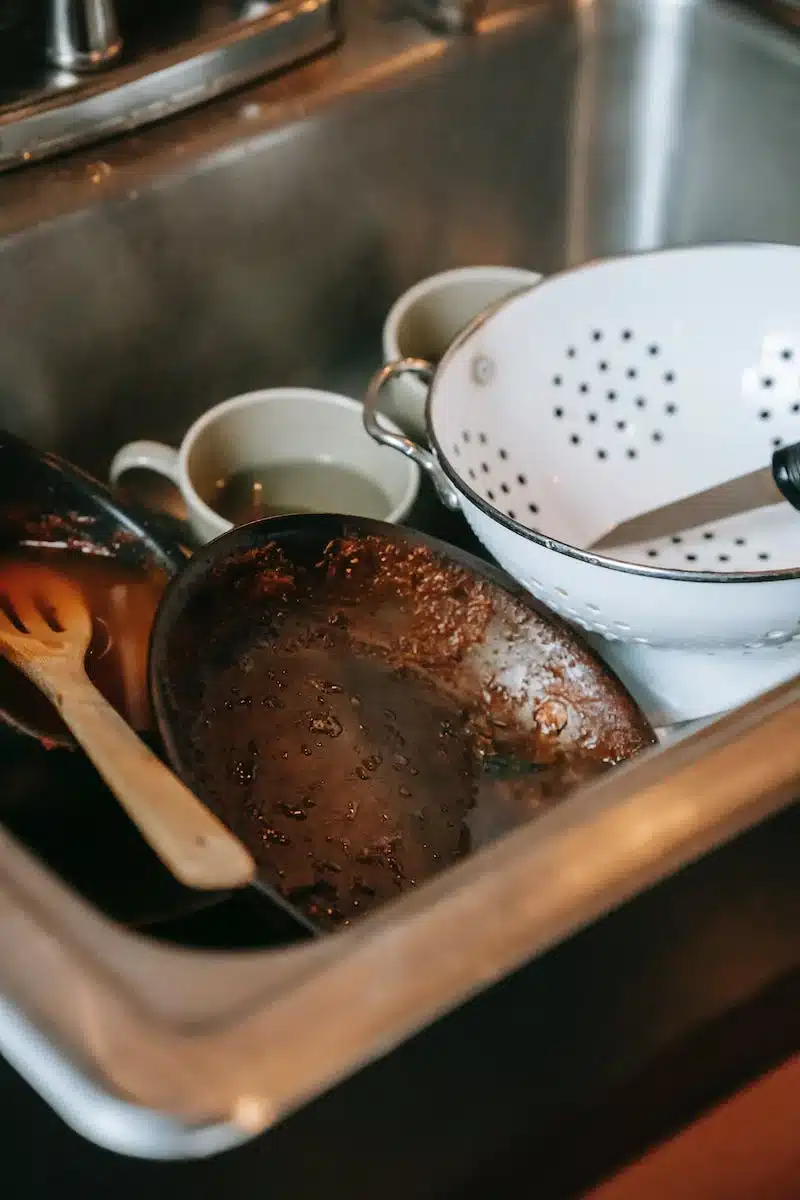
(365, 244), (800, 724)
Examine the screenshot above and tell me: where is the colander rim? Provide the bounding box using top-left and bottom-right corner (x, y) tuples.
(426, 241), (800, 586)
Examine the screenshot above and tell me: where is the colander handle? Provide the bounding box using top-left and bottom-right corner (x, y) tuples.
(364, 359), (460, 511)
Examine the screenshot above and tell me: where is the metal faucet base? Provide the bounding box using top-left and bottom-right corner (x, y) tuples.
(0, 0), (340, 173)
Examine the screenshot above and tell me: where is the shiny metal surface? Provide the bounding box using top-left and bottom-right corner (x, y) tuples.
(0, 0), (799, 1150)
(0, 0), (339, 172)
(48, 0), (122, 73)
(364, 359), (461, 507)
(404, 0), (488, 33)
(0, 0), (797, 478)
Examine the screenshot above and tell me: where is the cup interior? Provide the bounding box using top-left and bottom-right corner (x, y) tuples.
(389, 269), (538, 365)
(186, 390), (417, 524)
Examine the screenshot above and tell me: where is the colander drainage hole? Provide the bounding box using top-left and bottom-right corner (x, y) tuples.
(759, 409), (771, 420)
(647, 549), (658, 558)
(648, 344), (660, 356)
(782, 348), (794, 361)
(553, 375), (563, 386)
(592, 330), (603, 341)
(517, 473), (527, 486)
(462, 430), (471, 443)
(626, 368), (637, 379)
(665, 402), (678, 415)
(481, 462), (489, 473)
(626, 448), (637, 459)
(702, 531), (714, 540)
(554, 406), (564, 418)
(791, 403), (800, 414)
(579, 382), (590, 394)
(719, 554), (730, 563)
(664, 371), (676, 383)
(762, 376), (775, 389)
(615, 419), (626, 431)
(607, 390), (618, 402)
(567, 346), (577, 358)
(599, 360), (609, 372)
(570, 434), (580, 445)
(478, 432), (488, 444)
(652, 430), (663, 443)
(685, 553), (697, 562)
(528, 502), (539, 514)
(597, 448), (608, 460)
(508, 509), (516, 520)
(621, 329), (633, 341)
(735, 537), (747, 546)
(773, 437), (783, 449)
(588, 412), (598, 423)
(635, 397), (646, 409)
(759, 552), (770, 561)
(498, 448), (508, 460)
(671, 535), (683, 544)
(468, 468), (476, 480)
(487, 489), (495, 501)
(500, 482), (510, 494)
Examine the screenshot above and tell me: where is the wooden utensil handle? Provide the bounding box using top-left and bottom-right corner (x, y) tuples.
(56, 672), (255, 891)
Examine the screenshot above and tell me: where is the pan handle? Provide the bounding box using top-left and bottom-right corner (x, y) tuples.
(364, 359), (460, 511)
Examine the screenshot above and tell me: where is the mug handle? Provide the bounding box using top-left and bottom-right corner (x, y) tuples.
(363, 359), (460, 511)
(109, 440), (181, 490)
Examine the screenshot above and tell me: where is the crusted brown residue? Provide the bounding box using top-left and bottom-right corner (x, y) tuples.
(209, 541), (297, 598)
(164, 527), (654, 932)
(319, 536), (495, 668)
(15, 510), (110, 557)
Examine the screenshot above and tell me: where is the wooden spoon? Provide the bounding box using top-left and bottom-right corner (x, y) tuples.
(0, 563), (255, 891)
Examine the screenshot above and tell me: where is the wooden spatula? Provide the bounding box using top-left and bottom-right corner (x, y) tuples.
(0, 563), (255, 891)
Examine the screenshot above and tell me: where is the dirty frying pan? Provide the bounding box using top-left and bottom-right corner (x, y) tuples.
(150, 516), (655, 932)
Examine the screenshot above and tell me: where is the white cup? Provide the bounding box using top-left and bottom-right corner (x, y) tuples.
(109, 388), (420, 544)
(381, 266), (542, 438)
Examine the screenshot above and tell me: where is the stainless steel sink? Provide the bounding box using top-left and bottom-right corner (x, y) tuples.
(2, 0), (800, 1156)
(0, 0), (797, 481)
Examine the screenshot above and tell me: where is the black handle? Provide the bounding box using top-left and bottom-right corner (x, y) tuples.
(772, 440), (800, 511)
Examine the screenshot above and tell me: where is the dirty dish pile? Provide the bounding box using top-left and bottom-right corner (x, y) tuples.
(150, 515), (654, 931)
(0, 429), (315, 937)
(365, 243), (800, 724)
(0, 429), (218, 926)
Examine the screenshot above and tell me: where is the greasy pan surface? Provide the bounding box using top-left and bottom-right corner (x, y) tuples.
(151, 516), (654, 931)
(0, 428), (188, 743)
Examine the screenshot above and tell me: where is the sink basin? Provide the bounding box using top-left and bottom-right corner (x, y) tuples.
(1, 0), (800, 1163)
(0, 0), (797, 480)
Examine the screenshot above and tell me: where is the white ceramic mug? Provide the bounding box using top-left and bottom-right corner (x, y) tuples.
(110, 388), (420, 544)
(381, 266), (542, 438)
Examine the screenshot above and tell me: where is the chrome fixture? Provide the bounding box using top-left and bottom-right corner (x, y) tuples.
(0, 0), (339, 173)
(48, 0), (122, 73)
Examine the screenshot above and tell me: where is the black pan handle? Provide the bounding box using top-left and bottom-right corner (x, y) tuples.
(772, 440), (800, 510)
